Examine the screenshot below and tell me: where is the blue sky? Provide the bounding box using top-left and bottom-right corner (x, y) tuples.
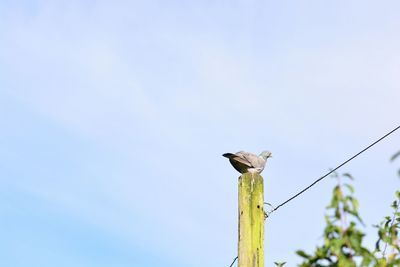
(1, 1), (400, 266)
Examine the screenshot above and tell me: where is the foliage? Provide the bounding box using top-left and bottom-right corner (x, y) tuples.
(373, 191), (400, 266)
(294, 167), (400, 267)
(392, 150), (400, 178)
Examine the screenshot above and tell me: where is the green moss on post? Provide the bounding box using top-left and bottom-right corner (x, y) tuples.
(238, 172), (264, 267)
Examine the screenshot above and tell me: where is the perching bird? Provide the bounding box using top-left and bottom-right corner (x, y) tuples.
(222, 150), (272, 174)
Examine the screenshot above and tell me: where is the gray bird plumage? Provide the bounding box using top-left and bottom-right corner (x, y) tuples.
(222, 150), (272, 174)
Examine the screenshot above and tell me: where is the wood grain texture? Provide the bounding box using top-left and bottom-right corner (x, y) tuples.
(238, 172), (264, 267)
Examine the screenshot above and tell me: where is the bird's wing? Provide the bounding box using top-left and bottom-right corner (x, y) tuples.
(223, 152), (253, 167)
(253, 157), (266, 169)
(239, 152), (261, 168)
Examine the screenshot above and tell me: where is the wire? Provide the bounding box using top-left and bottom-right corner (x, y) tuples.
(229, 256), (238, 267)
(226, 125), (400, 266)
(268, 125), (400, 216)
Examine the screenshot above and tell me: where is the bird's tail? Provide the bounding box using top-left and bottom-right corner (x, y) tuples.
(222, 153), (236, 158)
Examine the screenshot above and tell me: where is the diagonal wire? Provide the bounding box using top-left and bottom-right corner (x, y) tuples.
(228, 256), (238, 267)
(227, 125), (400, 266)
(267, 125), (400, 217)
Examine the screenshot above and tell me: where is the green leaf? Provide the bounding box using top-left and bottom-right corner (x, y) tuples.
(375, 238), (381, 251)
(345, 184), (355, 194)
(390, 151), (400, 162)
(296, 250), (311, 259)
(351, 197), (359, 211)
(333, 185), (343, 200)
(343, 173), (354, 180)
(274, 262), (286, 266)
(377, 258), (387, 266)
(296, 170), (400, 267)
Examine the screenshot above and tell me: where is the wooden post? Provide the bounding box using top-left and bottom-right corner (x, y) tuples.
(238, 172), (264, 267)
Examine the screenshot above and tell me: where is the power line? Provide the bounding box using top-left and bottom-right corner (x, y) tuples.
(227, 125), (400, 266)
(267, 125), (400, 217)
(228, 256), (238, 267)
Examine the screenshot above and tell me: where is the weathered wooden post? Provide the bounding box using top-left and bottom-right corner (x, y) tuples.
(238, 172), (264, 267)
(223, 150), (271, 267)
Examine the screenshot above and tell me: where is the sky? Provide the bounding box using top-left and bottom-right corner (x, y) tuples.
(0, 1), (400, 266)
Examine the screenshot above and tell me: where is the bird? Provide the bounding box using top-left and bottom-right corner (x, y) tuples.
(222, 150), (272, 174)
